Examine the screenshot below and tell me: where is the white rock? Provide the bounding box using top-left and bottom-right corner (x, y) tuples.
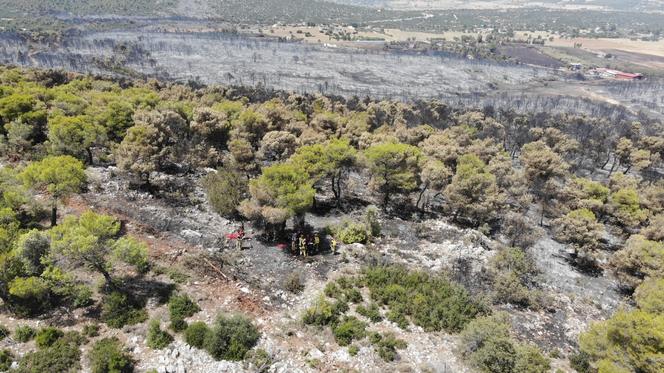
(308, 348), (324, 360)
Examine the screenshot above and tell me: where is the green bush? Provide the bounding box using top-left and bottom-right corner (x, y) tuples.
(83, 324), (100, 338)
(356, 303), (382, 322)
(204, 314), (260, 361)
(0, 349), (13, 371)
(147, 320), (173, 350)
(345, 288), (363, 304)
(203, 167), (247, 218)
(170, 318), (188, 333)
(469, 337), (517, 373)
(569, 351), (591, 373)
(337, 222), (368, 244)
(363, 265), (484, 332)
(88, 337), (133, 373)
(101, 292), (148, 329)
(14, 325), (36, 342)
(167, 294), (199, 333)
(0, 325), (8, 340)
(168, 294), (200, 320)
(348, 345), (359, 356)
(302, 296), (341, 326)
(324, 282), (342, 299)
(71, 285), (94, 308)
(371, 333), (407, 362)
(459, 314), (550, 373)
(514, 344), (551, 373)
(332, 316), (366, 346)
(386, 308), (408, 329)
(185, 322), (211, 349)
(16, 332), (83, 373)
(35, 327), (64, 349)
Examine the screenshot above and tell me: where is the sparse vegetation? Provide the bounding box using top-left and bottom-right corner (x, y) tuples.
(14, 325), (36, 342)
(147, 320), (173, 350)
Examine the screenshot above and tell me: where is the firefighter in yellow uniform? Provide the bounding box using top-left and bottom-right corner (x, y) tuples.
(330, 236), (338, 255)
(299, 235), (307, 257)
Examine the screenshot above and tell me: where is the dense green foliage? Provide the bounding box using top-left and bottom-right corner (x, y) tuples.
(35, 326), (64, 349)
(363, 266), (485, 332)
(459, 313), (550, 373)
(88, 338), (133, 373)
(101, 292), (148, 328)
(185, 322), (211, 349)
(578, 271), (664, 373)
(168, 293), (200, 332)
(203, 314), (261, 361)
(17, 332), (83, 373)
(303, 267), (484, 362)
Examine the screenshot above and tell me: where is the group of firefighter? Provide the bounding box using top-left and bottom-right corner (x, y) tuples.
(228, 224), (339, 256)
(290, 231), (338, 257)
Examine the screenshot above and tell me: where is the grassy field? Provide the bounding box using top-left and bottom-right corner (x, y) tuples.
(548, 37), (664, 58)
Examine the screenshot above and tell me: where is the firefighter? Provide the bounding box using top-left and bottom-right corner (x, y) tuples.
(330, 236), (338, 255)
(313, 232), (320, 254)
(291, 232), (298, 254)
(299, 234), (307, 257)
(236, 227), (245, 250)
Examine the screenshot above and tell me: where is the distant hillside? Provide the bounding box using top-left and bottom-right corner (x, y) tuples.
(208, 0), (406, 24)
(331, 0), (664, 12)
(0, 0), (179, 17)
(0, 0), (408, 22)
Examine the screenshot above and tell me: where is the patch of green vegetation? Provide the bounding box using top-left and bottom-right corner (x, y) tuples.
(0, 349), (13, 371)
(364, 265), (485, 332)
(35, 327), (64, 349)
(459, 313), (550, 373)
(369, 332), (408, 362)
(16, 332), (83, 373)
(0, 325), (8, 340)
(82, 324), (100, 338)
(168, 293), (200, 332)
(101, 291), (148, 329)
(88, 337), (133, 373)
(332, 316), (366, 346)
(302, 295), (346, 326)
(244, 348), (272, 372)
(203, 314), (260, 361)
(147, 320), (173, 350)
(184, 322), (211, 349)
(14, 325), (36, 342)
(356, 303), (383, 323)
